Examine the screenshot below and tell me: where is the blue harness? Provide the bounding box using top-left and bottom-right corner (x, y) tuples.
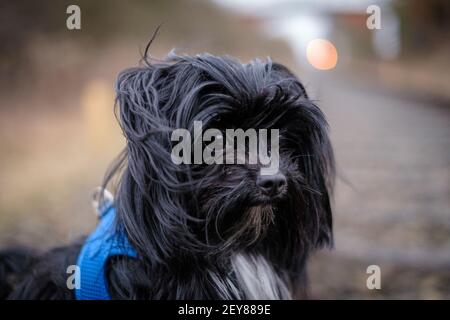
(75, 204), (138, 300)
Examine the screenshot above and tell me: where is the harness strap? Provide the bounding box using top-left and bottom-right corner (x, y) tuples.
(75, 205), (137, 300)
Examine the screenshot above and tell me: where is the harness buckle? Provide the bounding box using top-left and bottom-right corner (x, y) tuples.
(91, 187), (114, 218)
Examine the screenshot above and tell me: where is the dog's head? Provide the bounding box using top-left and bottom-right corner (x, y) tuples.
(108, 52), (334, 268)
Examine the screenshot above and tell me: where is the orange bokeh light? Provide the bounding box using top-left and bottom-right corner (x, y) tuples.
(306, 39), (338, 70)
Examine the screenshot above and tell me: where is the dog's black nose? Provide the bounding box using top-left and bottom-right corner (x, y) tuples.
(257, 173), (287, 196)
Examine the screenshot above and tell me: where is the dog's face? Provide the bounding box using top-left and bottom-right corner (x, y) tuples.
(193, 95), (329, 252)
(112, 53), (334, 267)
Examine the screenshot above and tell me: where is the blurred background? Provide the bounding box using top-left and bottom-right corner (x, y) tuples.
(0, 0), (449, 299)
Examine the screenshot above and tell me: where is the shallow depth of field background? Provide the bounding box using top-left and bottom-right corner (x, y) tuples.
(0, 0), (449, 299)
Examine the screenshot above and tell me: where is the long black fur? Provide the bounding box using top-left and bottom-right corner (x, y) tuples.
(0, 50), (334, 299)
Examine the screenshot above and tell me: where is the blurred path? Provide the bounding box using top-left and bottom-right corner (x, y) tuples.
(306, 71), (450, 298)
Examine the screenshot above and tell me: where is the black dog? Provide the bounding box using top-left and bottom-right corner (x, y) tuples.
(0, 50), (334, 299)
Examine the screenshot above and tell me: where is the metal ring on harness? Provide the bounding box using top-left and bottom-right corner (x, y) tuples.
(91, 187), (114, 218)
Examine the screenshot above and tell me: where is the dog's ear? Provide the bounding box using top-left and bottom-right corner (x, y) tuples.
(111, 65), (203, 264)
(298, 99), (335, 249)
(115, 66), (170, 143)
(270, 63), (334, 248)
(114, 65), (182, 189)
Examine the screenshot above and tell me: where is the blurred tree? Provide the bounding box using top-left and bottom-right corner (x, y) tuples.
(0, 0), (291, 98)
(394, 0), (450, 55)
